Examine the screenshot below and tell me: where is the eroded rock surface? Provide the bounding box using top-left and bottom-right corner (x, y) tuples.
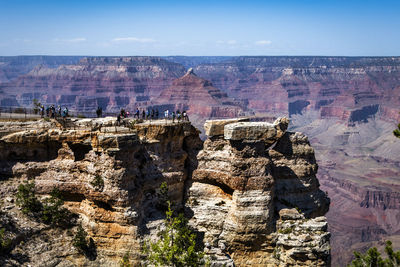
(186, 117), (330, 266)
(0, 117), (330, 266)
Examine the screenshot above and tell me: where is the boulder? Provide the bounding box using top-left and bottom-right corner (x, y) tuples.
(224, 117), (289, 145)
(279, 208), (304, 220)
(204, 118), (249, 136)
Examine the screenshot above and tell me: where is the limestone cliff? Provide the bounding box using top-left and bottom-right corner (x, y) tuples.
(0, 117), (330, 266)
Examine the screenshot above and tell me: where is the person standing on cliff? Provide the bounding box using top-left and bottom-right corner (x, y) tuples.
(135, 108), (140, 119)
(182, 110), (188, 121)
(40, 105), (44, 118)
(177, 110), (181, 123)
(172, 111), (176, 123)
(142, 109), (145, 120)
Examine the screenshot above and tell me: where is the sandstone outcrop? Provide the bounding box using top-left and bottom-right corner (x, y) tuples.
(204, 118), (249, 137)
(274, 209), (330, 266)
(0, 117), (330, 266)
(186, 117), (330, 266)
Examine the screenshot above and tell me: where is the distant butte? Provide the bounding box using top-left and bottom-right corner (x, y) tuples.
(153, 68), (246, 122)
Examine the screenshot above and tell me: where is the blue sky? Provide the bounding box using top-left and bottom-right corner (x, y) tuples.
(0, 0), (399, 56)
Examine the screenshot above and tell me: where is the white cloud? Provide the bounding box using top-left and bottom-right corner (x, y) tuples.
(216, 40), (237, 45)
(255, 40), (272, 46)
(111, 37), (156, 43)
(53, 37), (86, 43)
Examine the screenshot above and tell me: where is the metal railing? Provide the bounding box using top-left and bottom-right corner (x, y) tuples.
(0, 106), (121, 119)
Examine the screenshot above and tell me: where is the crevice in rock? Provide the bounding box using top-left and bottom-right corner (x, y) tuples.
(68, 142), (92, 161)
(93, 200), (114, 211)
(60, 192), (85, 202)
(200, 179), (234, 196)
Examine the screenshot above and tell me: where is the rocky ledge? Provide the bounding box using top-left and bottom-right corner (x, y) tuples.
(0, 117), (330, 266)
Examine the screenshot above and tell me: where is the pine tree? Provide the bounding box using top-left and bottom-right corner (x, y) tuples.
(348, 240), (400, 267)
(42, 188), (71, 227)
(73, 224), (89, 253)
(143, 201), (205, 267)
(15, 180), (42, 214)
(0, 228), (12, 255)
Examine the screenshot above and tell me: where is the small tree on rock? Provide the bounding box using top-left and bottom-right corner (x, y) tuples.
(143, 201), (205, 267)
(42, 188), (72, 227)
(16, 180), (42, 214)
(0, 228), (12, 255)
(73, 224), (89, 253)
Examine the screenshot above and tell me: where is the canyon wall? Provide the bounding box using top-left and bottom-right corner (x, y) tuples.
(193, 56), (400, 122)
(0, 118), (330, 266)
(0, 55), (399, 265)
(0, 57), (186, 112)
(0, 56), (83, 83)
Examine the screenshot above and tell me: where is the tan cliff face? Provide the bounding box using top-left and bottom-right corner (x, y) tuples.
(0, 117), (330, 266)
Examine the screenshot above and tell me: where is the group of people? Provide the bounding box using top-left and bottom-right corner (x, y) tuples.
(163, 109), (189, 123)
(39, 104), (189, 124)
(132, 108), (189, 122)
(115, 107), (189, 124)
(40, 105), (69, 119)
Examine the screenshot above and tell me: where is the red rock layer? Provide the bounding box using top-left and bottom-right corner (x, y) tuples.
(154, 70), (245, 119)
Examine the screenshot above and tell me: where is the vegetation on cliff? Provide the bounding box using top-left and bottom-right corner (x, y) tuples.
(143, 183), (205, 266)
(349, 241), (400, 267)
(42, 188), (72, 227)
(0, 228), (12, 255)
(15, 180), (42, 214)
(16, 181), (73, 227)
(394, 123), (400, 138)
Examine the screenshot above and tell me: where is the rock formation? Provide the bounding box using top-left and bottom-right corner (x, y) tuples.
(193, 56), (400, 122)
(0, 56), (83, 83)
(0, 117), (329, 266)
(153, 68), (245, 121)
(0, 57), (186, 111)
(2, 55), (398, 265)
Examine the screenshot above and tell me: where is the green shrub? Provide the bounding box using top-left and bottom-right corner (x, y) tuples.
(120, 251), (132, 267)
(90, 175), (104, 191)
(394, 123), (400, 138)
(349, 240), (400, 266)
(73, 224), (89, 253)
(156, 182), (169, 210)
(42, 188), (71, 227)
(142, 201), (205, 266)
(15, 180), (42, 214)
(0, 228), (12, 255)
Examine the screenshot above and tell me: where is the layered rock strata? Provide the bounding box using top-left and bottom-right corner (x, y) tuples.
(186, 117), (330, 266)
(154, 68), (245, 120)
(0, 117), (330, 266)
